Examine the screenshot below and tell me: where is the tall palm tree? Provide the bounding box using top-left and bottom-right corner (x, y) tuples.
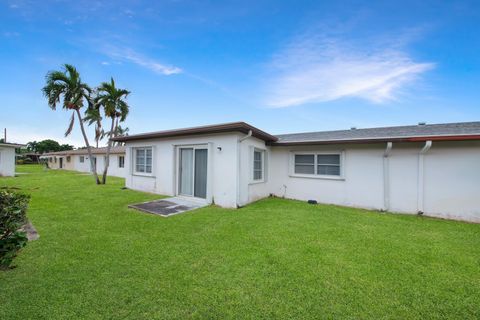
(95, 78), (130, 184)
(42, 64), (100, 184)
(83, 105), (103, 148)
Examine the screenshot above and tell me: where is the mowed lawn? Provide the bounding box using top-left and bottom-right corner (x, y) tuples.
(1, 165), (479, 319)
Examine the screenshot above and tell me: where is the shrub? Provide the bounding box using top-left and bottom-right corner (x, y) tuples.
(0, 190), (30, 269)
(16, 159), (24, 165)
(23, 157), (33, 164)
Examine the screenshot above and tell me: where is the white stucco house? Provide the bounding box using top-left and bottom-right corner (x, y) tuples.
(0, 142), (23, 177)
(111, 121), (480, 222)
(42, 146), (126, 178)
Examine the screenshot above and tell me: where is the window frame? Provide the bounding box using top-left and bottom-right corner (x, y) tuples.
(79, 156), (84, 163)
(133, 146), (153, 176)
(250, 147), (266, 184)
(290, 151), (344, 180)
(118, 155), (125, 168)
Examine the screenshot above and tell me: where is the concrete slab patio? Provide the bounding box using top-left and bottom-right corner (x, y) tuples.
(128, 197), (208, 217)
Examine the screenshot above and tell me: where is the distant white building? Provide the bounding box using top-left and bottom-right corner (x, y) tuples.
(112, 121), (480, 222)
(0, 142), (23, 177)
(42, 146), (126, 178)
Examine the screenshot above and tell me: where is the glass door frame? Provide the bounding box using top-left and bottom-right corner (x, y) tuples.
(176, 144), (209, 200)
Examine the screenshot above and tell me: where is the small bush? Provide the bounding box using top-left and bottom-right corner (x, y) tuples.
(16, 159), (24, 165)
(23, 158), (34, 164)
(0, 190), (30, 269)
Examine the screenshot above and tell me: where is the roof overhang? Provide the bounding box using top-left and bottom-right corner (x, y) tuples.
(112, 122), (279, 143)
(269, 134), (480, 146)
(0, 143), (24, 148)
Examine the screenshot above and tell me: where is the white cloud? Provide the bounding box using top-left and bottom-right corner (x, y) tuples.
(264, 32), (435, 107)
(102, 45), (182, 75)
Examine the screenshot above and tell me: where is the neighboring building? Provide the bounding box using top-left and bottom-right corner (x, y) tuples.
(0, 142), (24, 177)
(42, 146), (126, 178)
(24, 153), (41, 163)
(112, 121), (480, 222)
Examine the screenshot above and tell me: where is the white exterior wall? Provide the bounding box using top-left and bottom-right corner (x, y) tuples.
(269, 141), (480, 222)
(47, 153), (126, 178)
(0, 146), (16, 177)
(237, 136), (271, 206)
(268, 144), (384, 209)
(75, 154), (126, 178)
(74, 155), (91, 173)
(121, 131), (480, 222)
(124, 133), (240, 208)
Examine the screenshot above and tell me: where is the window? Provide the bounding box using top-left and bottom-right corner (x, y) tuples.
(293, 153), (341, 177)
(253, 149), (265, 181)
(54, 157), (57, 163)
(66, 156), (71, 162)
(118, 156), (125, 168)
(135, 147), (152, 174)
(79, 156), (84, 163)
(317, 154), (340, 176)
(49, 157), (52, 163)
(294, 154), (315, 174)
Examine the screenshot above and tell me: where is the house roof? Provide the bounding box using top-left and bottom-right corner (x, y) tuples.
(110, 121), (480, 146)
(273, 121), (480, 145)
(0, 142), (24, 148)
(43, 146), (126, 156)
(112, 121), (279, 142)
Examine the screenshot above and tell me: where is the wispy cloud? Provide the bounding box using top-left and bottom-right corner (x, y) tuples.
(101, 45), (182, 75)
(264, 30), (435, 107)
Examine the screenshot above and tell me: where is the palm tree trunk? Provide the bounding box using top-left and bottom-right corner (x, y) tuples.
(102, 117), (116, 184)
(75, 108), (100, 184)
(113, 117), (119, 146)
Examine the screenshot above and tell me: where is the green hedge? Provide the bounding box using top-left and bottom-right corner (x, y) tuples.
(0, 190), (30, 269)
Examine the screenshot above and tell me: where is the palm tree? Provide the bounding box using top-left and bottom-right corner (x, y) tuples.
(26, 141), (38, 153)
(83, 105), (103, 148)
(42, 64), (101, 184)
(112, 125), (129, 146)
(95, 78), (130, 184)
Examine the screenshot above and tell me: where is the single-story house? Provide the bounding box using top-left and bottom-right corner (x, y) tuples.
(112, 121), (480, 222)
(42, 146), (126, 178)
(0, 142), (24, 177)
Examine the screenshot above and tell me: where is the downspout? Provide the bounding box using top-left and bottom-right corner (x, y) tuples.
(236, 130), (252, 207)
(417, 140), (432, 214)
(383, 142), (393, 211)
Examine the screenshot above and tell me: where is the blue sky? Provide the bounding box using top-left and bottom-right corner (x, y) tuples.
(1, 0), (479, 147)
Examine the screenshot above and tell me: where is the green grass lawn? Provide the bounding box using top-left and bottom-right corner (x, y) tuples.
(1, 165), (479, 319)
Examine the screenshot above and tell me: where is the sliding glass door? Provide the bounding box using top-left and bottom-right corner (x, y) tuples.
(179, 147), (208, 199)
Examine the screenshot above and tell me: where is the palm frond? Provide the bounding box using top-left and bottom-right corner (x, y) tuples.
(65, 112), (75, 137)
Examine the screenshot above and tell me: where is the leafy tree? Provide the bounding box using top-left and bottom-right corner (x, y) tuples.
(36, 139), (61, 153)
(27, 140), (74, 153)
(59, 144), (74, 151)
(88, 78), (130, 184)
(26, 141), (38, 153)
(42, 64), (100, 184)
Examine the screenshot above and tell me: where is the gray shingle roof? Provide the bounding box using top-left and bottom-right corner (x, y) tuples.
(274, 122), (480, 144)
